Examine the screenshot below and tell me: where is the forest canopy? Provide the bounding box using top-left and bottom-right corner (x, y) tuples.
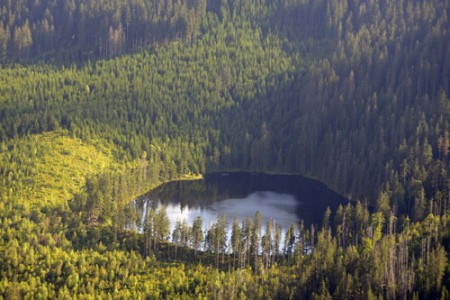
(1, 0), (450, 298)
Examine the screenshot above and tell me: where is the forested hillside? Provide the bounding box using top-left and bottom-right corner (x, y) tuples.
(1, 0), (450, 298)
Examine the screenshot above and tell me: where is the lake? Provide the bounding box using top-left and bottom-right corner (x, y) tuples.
(132, 172), (349, 236)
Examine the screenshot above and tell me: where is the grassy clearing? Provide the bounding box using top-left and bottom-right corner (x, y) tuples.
(31, 132), (119, 203)
(1, 131), (120, 206)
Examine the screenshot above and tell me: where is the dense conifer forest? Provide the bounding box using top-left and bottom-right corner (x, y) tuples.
(1, 0), (450, 298)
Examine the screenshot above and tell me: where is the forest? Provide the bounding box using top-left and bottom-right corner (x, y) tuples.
(1, 0), (450, 298)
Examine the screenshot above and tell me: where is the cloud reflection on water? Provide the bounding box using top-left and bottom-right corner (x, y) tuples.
(161, 191), (299, 236)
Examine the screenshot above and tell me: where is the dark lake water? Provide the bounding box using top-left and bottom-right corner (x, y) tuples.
(133, 172), (349, 234)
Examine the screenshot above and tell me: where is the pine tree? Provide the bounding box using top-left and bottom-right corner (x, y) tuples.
(191, 216), (204, 258)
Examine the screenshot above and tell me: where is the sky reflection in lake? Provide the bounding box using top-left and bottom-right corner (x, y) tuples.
(134, 172), (349, 237)
(161, 191), (299, 231)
